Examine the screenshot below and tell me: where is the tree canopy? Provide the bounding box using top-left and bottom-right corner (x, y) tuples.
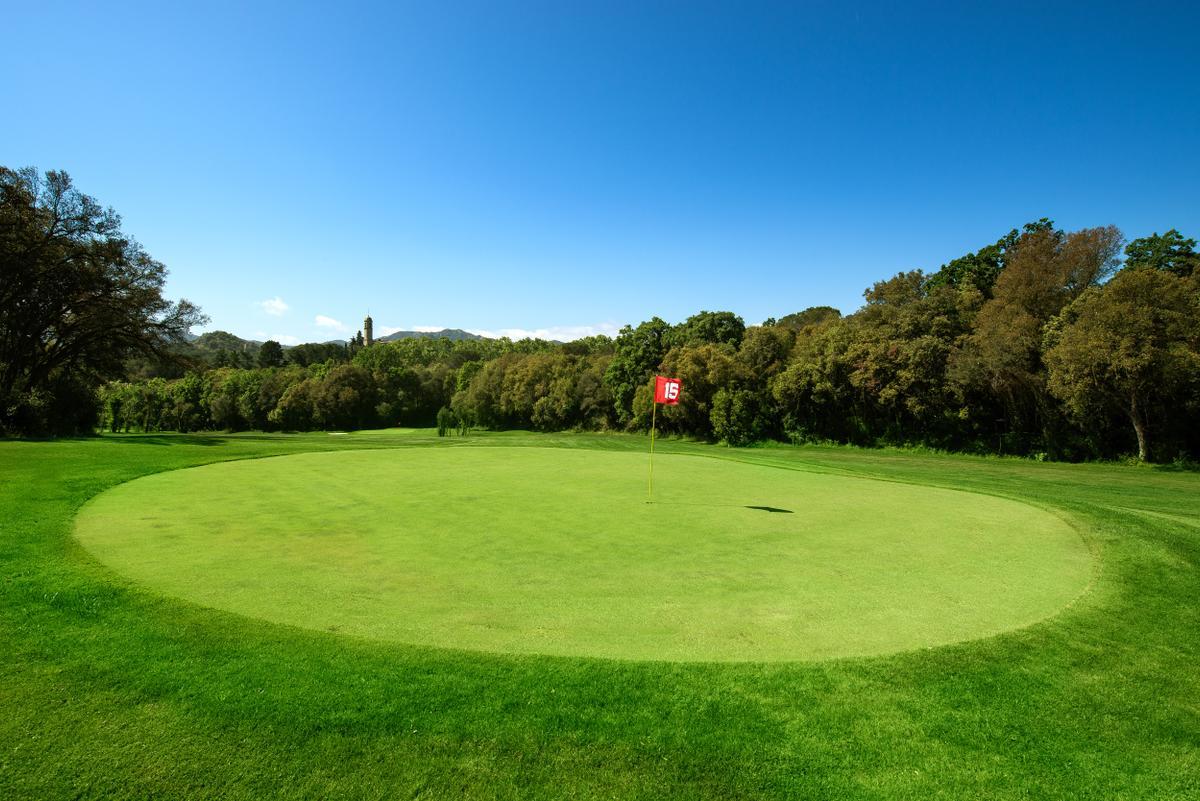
(1123, 229), (1199, 277)
(1, 168), (204, 434)
(1045, 266), (1200, 461)
(8, 187), (1197, 463)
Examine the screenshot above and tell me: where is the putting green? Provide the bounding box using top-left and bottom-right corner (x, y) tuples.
(74, 447), (1092, 662)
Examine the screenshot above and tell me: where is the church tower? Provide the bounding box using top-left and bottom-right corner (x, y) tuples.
(363, 314), (374, 347)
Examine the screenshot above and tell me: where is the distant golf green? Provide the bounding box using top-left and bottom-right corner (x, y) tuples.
(74, 446), (1091, 661)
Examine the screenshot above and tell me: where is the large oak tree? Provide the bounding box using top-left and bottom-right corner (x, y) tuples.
(1045, 267), (1200, 461)
(0, 167), (204, 434)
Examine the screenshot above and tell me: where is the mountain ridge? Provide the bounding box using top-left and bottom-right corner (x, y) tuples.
(185, 328), (487, 350)
(376, 328), (482, 343)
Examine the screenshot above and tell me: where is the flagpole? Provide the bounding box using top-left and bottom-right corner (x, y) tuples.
(648, 396), (657, 502)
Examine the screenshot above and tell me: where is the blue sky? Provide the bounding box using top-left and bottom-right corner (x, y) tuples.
(5, 1), (1198, 343)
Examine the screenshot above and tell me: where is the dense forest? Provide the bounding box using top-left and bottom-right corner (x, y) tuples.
(99, 222), (1199, 462)
(3, 168), (1198, 461)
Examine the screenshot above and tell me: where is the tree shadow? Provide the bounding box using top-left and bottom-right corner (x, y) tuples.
(105, 434), (229, 446)
(1151, 460), (1200, 473)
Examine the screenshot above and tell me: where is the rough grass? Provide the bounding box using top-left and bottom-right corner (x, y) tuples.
(74, 446), (1090, 661)
(2, 430), (1198, 799)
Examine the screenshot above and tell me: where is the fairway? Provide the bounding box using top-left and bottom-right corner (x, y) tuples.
(75, 446), (1091, 661)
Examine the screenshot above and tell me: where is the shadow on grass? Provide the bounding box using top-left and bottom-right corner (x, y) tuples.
(646, 500), (795, 514)
(108, 434), (228, 446)
(101, 433), (296, 447)
(1151, 460), (1200, 473)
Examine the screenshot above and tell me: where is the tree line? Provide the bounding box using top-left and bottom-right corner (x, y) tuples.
(4, 169), (1198, 461)
(98, 221), (1200, 461)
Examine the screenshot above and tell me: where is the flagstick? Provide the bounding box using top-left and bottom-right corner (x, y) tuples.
(647, 398), (657, 502)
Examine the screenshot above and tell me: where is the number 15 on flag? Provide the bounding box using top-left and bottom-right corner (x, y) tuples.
(654, 376), (682, 405)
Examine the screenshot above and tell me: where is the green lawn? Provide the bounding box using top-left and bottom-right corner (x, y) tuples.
(2, 431), (1198, 799)
(75, 446), (1090, 661)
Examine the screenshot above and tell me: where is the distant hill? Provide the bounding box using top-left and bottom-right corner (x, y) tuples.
(377, 328), (483, 343)
(182, 327), (485, 353)
(190, 331), (262, 352)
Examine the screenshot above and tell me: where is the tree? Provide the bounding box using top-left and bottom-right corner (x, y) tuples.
(951, 225), (1123, 454)
(1123, 229), (1198, 277)
(736, 326), (794, 389)
(99, 381), (133, 432)
(211, 348), (255, 368)
(711, 387), (763, 446)
(206, 368), (248, 430)
(575, 354), (614, 429)
(167, 372), (209, 432)
(772, 318), (857, 443)
(286, 341), (348, 367)
(1045, 268), (1200, 461)
(926, 219), (1055, 296)
(777, 306), (841, 331)
(667, 310), (746, 349)
(452, 353), (513, 429)
(258, 340), (284, 368)
(0, 167), (204, 434)
(645, 343), (745, 437)
(314, 365), (376, 430)
(270, 378), (320, 431)
(603, 317), (672, 426)
(256, 366), (305, 430)
(847, 275), (980, 445)
(436, 406), (456, 437)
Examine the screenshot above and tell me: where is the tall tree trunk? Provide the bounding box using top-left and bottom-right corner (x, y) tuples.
(1128, 393), (1149, 462)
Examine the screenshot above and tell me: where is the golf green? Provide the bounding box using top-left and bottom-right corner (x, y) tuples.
(74, 446), (1092, 661)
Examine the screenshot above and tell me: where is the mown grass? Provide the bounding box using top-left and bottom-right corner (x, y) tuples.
(2, 430), (1198, 799)
(73, 446), (1090, 662)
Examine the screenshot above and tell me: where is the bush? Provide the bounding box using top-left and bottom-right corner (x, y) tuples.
(710, 388), (762, 446)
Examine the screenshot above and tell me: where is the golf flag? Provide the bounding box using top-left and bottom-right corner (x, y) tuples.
(647, 376), (682, 501)
(654, 376), (682, 405)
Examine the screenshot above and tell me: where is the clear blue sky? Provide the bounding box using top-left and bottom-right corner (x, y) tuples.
(5, 1), (1198, 343)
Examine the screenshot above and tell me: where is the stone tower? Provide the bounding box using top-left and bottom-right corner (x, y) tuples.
(363, 314), (374, 347)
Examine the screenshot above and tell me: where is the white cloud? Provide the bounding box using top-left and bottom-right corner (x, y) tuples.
(314, 315), (348, 332)
(259, 297), (289, 317)
(467, 322), (623, 342)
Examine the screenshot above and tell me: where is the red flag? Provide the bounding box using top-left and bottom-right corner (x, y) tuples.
(654, 376), (682, 405)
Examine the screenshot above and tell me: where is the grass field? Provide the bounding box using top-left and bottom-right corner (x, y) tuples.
(75, 446), (1090, 661)
(2, 430), (1199, 798)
